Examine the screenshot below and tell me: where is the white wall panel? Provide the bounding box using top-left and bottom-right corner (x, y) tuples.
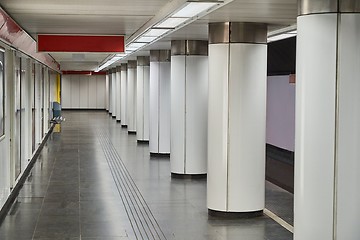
(170, 56), (186, 173)
(143, 66), (150, 141)
(294, 14), (337, 240)
(62, 75), (71, 108)
(266, 75), (295, 151)
(111, 72), (116, 117)
(207, 44), (229, 211)
(70, 75), (80, 109)
(149, 62), (159, 153)
(79, 75), (89, 109)
(105, 74), (109, 110)
(227, 44), (266, 211)
(88, 75), (97, 109)
(158, 62), (171, 154)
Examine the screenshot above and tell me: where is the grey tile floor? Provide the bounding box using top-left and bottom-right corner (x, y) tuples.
(0, 111), (293, 240)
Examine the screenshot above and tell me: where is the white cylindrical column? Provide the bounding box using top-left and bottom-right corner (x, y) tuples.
(170, 40), (208, 177)
(115, 66), (121, 122)
(149, 50), (171, 155)
(111, 68), (116, 118)
(207, 22), (267, 217)
(120, 63), (128, 127)
(108, 70), (112, 115)
(295, 2), (360, 240)
(105, 73), (109, 111)
(136, 56), (150, 142)
(127, 60), (137, 133)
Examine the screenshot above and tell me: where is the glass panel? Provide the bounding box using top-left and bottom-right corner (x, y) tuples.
(14, 56), (21, 178)
(0, 50), (4, 138)
(31, 63), (35, 153)
(41, 67), (44, 138)
(21, 58), (27, 166)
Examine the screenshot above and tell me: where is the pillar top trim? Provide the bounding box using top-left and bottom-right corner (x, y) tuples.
(116, 66), (121, 72)
(209, 22), (267, 44)
(128, 60), (137, 69)
(121, 63), (127, 71)
(150, 50), (171, 62)
(171, 40), (208, 56)
(137, 56), (150, 66)
(299, 0), (360, 15)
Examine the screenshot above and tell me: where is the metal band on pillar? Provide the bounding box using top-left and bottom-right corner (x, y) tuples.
(137, 56), (150, 66)
(121, 63), (127, 71)
(299, 0), (360, 15)
(207, 22), (267, 218)
(150, 50), (171, 62)
(116, 66), (121, 72)
(171, 40), (208, 56)
(127, 60), (137, 69)
(170, 40), (208, 179)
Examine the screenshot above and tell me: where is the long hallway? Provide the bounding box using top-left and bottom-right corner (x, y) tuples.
(0, 111), (293, 240)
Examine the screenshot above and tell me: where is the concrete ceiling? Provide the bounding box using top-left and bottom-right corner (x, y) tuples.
(0, 0), (297, 71)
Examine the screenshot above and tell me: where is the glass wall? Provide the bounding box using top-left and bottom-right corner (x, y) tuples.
(0, 49), (4, 138)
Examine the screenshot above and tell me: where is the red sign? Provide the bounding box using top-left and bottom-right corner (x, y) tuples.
(38, 35), (125, 53)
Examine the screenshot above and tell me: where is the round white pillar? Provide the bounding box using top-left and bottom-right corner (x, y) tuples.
(170, 40), (208, 178)
(127, 60), (137, 133)
(120, 63), (128, 127)
(295, 1), (360, 240)
(149, 50), (171, 155)
(105, 73), (109, 111)
(115, 66), (121, 122)
(136, 56), (150, 142)
(111, 68), (116, 118)
(108, 70), (113, 115)
(207, 22), (267, 217)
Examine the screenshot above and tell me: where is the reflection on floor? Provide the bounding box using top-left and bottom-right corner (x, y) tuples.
(0, 111), (293, 240)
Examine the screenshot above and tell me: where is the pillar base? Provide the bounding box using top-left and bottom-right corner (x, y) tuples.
(208, 209), (263, 219)
(171, 173), (207, 179)
(108, 112), (112, 115)
(112, 116), (116, 119)
(121, 125), (128, 128)
(116, 120), (121, 123)
(150, 152), (170, 157)
(137, 140), (149, 144)
(128, 131), (136, 135)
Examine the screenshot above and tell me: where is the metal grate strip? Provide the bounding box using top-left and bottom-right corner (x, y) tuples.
(97, 130), (167, 240)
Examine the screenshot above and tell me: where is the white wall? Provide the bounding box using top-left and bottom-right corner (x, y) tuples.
(266, 75), (295, 151)
(62, 74), (106, 109)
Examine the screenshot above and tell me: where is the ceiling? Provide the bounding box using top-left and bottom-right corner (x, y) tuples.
(0, 0), (297, 71)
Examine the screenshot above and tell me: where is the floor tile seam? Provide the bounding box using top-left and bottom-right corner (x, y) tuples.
(96, 135), (140, 240)
(99, 132), (167, 240)
(31, 155), (59, 240)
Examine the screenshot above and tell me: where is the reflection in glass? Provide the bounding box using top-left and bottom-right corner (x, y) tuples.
(0, 50), (4, 137)
(14, 56), (21, 179)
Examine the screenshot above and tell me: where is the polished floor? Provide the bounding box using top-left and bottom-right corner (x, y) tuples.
(0, 111), (293, 240)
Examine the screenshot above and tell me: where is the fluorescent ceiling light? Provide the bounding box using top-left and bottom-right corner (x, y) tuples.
(155, 17), (188, 28)
(143, 28), (171, 37)
(267, 33), (296, 43)
(136, 36), (157, 43)
(172, 2), (218, 18)
(127, 42), (147, 50)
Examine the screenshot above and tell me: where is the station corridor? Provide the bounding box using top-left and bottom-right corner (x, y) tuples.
(0, 111), (293, 240)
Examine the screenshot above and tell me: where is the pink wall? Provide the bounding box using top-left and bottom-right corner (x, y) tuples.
(266, 75), (295, 152)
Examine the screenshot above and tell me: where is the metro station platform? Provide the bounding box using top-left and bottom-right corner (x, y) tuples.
(0, 110), (293, 240)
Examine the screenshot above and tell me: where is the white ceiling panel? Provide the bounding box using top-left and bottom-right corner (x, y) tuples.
(0, 0), (298, 71)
